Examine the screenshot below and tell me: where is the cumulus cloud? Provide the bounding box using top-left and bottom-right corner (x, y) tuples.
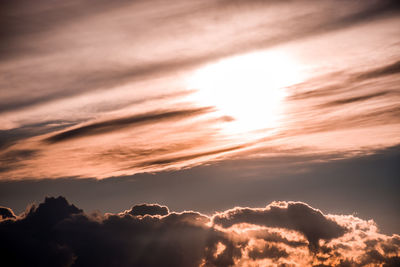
(0, 197), (236, 267)
(1, 197), (399, 266)
(126, 203), (169, 216)
(212, 201), (347, 250)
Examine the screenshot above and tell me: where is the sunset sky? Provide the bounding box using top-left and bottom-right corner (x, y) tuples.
(1, 0), (400, 266)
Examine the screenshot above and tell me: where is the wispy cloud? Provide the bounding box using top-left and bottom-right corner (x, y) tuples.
(45, 107), (211, 143)
(135, 143), (250, 169)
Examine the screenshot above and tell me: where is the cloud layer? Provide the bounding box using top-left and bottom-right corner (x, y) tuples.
(1, 197), (399, 266)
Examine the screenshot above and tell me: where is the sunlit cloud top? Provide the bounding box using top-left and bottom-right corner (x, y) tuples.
(1, 0), (399, 179)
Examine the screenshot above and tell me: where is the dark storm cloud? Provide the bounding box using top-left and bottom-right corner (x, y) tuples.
(46, 107), (211, 143)
(1, 197), (399, 266)
(213, 202), (346, 249)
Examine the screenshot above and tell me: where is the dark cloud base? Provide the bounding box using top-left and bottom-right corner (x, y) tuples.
(1, 197), (399, 267)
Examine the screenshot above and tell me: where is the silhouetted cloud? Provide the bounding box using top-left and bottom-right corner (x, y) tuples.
(127, 203), (169, 216)
(0, 196), (238, 267)
(0, 206), (15, 220)
(1, 197), (399, 266)
(212, 201), (346, 250)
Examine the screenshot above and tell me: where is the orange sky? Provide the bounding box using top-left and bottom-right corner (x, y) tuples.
(1, 2), (400, 265)
(1, 0), (399, 179)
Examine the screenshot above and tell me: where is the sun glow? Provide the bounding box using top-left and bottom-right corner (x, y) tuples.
(186, 50), (304, 134)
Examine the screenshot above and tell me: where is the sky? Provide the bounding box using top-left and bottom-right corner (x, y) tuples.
(1, 0), (400, 266)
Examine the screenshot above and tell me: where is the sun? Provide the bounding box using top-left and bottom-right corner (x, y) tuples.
(186, 50), (304, 134)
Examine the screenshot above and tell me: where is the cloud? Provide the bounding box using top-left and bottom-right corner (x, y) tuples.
(0, 149), (38, 173)
(0, 120), (77, 149)
(3, 0), (398, 59)
(0, 56), (210, 114)
(2, 0), (399, 114)
(355, 60), (400, 80)
(0, 196), (238, 267)
(212, 201), (346, 250)
(1, 197), (399, 266)
(136, 143), (250, 168)
(320, 91), (390, 108)
(0, 206), (15, 220)
(45, 108), (211, 143)
(126, 203), (169, 216)
(0, 0), (135, 60)
(1, 0), (399, 180)
(247, 243), (289, 261)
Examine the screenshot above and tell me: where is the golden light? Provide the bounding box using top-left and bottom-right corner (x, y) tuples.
(186, 50), (304, 134)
